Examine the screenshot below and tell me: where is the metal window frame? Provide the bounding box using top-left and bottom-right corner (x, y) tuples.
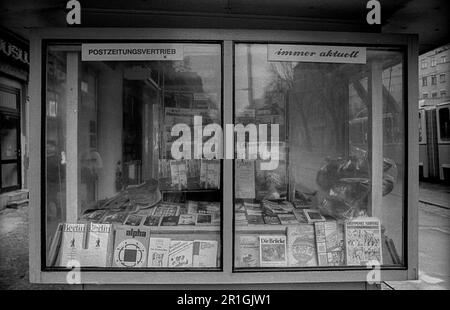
(28, 28), (418, 285)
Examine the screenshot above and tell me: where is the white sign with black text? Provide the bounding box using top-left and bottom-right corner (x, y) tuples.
(81, 43), (184, 61)
(268, 44), (366, 64)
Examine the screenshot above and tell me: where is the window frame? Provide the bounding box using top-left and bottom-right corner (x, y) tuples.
(431, 75), (437, 85)
(41, 40), (226, 273)
(437, 105), (450, 143)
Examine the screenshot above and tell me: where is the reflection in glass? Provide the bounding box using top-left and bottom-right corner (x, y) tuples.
(45, 44), (222, 269)
(234, 44), (405, 269)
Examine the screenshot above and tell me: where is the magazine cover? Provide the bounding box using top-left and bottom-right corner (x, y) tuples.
(196, 213), (212, 225)
(160, 215), (180, 226)
(237, 235), (260, 267)
(80, 223), (112, 267)
(277, 213), (298, 225)
(168, 240), (194, 268)
(325, 221), (345, 266)
(314, 221), (328, 266)
(123, 213), (145, 226)
(152, 203), (180, 217)
(59, 223), (87, 267)
(112, 227), (151, 268)
(247, 214), (264, 225)
(263, 215), (281, 225)
(142, 215), (161, 226)
(178, 214), (196, 225)
(259, 235), (287, 267)
(148, 237), (171, 267)
(193, 240), (218, 267)
(287, 224), (318, 267)
(345, 218), (382, 266)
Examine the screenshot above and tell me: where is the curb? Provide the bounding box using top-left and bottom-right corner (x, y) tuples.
(419, 200), (450, 210)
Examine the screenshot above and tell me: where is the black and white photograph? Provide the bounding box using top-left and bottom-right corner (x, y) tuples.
(0, 0), (449, 296)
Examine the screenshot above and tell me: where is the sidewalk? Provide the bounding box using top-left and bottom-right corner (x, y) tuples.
(0, 204), (69, 289)
(385, 181), (450, 290)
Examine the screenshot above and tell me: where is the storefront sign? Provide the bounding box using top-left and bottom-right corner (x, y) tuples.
(81, 43), (184, 61)
(268, 45), (366, 64)
(0, 28), (29, 76)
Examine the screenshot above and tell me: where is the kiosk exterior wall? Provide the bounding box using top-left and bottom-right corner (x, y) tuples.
(28, 28), (419, 285)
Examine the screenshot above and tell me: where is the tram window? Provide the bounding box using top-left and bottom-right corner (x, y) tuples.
(439, 107), (450, 141)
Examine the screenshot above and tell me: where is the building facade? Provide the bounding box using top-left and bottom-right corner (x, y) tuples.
(0, 27), (29, 209)
(419, 44), (450, 107)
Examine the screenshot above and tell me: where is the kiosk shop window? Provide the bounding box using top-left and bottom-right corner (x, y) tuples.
(233, 44), (405, 270)
(45, 43), (223, 270)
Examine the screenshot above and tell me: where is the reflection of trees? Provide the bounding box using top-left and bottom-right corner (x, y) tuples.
(319, 67), (347, 154)
(268, 62), (347, 154)
(267, 62), (314, 151)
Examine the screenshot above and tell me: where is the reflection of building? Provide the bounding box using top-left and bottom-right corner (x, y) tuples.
(419, 44), (450, 107)
(0, 27), (29, 209)
(418, 44), (450, 183)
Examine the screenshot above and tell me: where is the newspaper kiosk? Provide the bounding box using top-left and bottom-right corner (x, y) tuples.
(27, 27), (419, 289)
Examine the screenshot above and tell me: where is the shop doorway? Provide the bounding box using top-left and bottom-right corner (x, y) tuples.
(0, 85), (21, 193)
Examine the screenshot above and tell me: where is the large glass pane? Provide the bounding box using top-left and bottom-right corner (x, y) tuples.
(45, 43), (222, 270)
(234, 44), (405, 269)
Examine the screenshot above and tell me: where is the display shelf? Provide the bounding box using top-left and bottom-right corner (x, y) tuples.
(235, 224), (289, 233)
(149, 225), (220, 233)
